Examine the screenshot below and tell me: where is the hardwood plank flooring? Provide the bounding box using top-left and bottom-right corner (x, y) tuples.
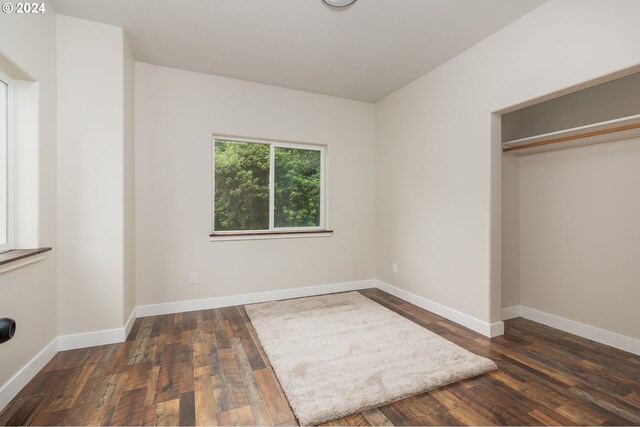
(1, 288), (639, 426)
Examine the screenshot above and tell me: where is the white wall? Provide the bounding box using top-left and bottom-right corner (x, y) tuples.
(57, 15), (134, 334)
(123, 36), (136, 324)
(0, 0), (58, 400)
(375, 0), (640, 325)
(501, 155), (520, 308)
(135, 62), (375, 306)
(518, 138), (640, 339)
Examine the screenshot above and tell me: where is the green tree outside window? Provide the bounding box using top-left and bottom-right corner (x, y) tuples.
(214, 139), (322, 232)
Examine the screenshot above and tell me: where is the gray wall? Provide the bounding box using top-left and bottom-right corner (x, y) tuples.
(502, 72), (640, 142)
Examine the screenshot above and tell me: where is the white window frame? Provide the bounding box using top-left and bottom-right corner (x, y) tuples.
(0, 71), (13, 253)
(212, 135), (327, 235)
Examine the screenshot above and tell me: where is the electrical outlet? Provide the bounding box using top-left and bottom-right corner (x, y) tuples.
(392, 263), (398, 274)
(188, 273), (197, 285)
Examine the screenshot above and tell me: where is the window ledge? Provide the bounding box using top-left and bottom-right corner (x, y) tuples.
(210, 230), (333, 242)
(0, 248), (52, 274)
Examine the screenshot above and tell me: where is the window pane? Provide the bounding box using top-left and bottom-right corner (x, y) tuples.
(0, 80), (7, 245)
(214, 140), (270, 231)
(274, 147), (321, 228)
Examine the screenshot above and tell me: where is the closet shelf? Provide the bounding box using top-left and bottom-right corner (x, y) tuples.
(502, 114), (640, 156)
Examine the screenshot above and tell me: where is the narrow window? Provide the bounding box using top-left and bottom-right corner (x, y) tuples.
(0, 74), (10, 252)
(213, 137), (325, 234)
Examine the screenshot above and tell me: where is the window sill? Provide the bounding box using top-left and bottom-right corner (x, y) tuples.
(0, 248), (52, 274)
(210, 230), (333, 242)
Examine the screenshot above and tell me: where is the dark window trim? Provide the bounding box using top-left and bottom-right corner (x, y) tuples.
(210, 230), (333, 238)
(0, 248), (52, 266)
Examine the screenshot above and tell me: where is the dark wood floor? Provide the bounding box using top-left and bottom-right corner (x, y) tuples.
(1, 288), (639, 426)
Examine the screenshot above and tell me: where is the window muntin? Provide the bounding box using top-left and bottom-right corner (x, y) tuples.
(0, 75), (10, 251)
(213, 137), (325, 234)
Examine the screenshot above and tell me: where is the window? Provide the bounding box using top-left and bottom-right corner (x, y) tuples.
(0, 73), (10, 252)
(212, 137), (326, 235)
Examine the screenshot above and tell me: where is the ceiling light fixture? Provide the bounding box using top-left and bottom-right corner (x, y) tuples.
(322, 0), (357, 8)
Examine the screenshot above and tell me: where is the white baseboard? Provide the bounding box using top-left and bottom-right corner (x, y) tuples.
(137, 279), (375, 317)
(501, 305), (522, 320)
(490, 321), (505, 337)
(501, 304), (639, 356)
(518, 306), (640, 356)
(58, 327), (126, 351)
(57, 307), (138, 351)
(374, 280), (504, 338)
(124, 308), (137, 339)
(138, 279), (506, 339)
(0, 338), (58, 410)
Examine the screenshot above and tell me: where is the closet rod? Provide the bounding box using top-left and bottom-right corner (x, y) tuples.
(503, 122), (640, 153)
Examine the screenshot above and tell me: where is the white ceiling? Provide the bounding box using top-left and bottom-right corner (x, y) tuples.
(50, 0), (546, 102)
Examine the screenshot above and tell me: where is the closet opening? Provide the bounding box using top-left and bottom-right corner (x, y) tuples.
(498, 70), (640, 354)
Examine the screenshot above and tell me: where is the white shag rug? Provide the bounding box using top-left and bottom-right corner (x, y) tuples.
(245, 292), (497, 425)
